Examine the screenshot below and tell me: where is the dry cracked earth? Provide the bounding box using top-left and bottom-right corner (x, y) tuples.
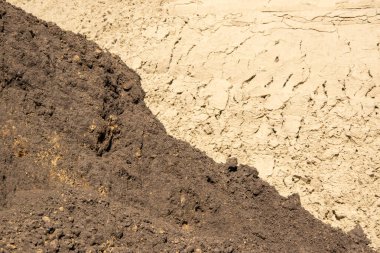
(3, 0), (380, 251)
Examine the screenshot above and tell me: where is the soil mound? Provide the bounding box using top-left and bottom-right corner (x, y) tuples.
(0, 1), (375, 252)
(7, 1), (380, 246)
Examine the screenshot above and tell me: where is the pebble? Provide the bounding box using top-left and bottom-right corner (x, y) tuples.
(121, 81), (133, 91)
(49, 239), (59, 252)
(72, 55), (81, 63)
(42, 216), (51, 223)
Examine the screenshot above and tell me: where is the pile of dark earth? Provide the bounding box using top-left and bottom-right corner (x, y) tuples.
(0, 1), (375, 252)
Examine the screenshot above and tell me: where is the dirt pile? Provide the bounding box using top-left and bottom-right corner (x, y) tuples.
(0, 1), (376, 252)
(6, 0), (380, 247)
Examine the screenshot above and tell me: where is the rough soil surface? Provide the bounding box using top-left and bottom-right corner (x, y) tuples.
(0, 1), (377, 252)
(6, 0), (380, 248)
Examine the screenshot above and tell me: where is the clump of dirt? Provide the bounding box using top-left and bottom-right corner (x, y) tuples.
(0, 1), (375, 252)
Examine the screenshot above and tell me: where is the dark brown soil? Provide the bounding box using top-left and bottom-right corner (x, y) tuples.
(0, 1), (375, 252)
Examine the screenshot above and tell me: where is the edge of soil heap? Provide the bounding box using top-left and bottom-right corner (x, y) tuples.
(0, 1), (376, 252)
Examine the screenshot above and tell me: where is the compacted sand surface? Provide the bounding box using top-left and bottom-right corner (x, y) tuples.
(0, 1), (377, 252)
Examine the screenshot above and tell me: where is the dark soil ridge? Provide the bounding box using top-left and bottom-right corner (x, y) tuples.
(0, 1), (375, 252)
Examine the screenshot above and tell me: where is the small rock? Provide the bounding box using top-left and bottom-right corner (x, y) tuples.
(46, 226), (55, 235)
(225, 246), (234, 253)
(5, 244), (17, 250)
(90, 233), (104, 246)
(42, 216), (51, 223)
(112, 230), (124, 239)
(53, 228), (64, 239)
(72, 55), (81, 63)
(282, 193), (301, 210)
(184, 246), (194, 253)
(226, 157), (238, 172)
(135, 150), (142, 158)
(49, 239), (59, 252)
(121, 81), (133, 91)
(69, 227), (80, 237)
(251, 181), (264, 196)
(348, 224), (370, 245)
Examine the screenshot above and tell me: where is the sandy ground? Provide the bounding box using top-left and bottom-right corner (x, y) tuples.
(6, 0), (380, 249)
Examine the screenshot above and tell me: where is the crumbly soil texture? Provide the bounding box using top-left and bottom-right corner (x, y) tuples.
(0, 1), (375, 252)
